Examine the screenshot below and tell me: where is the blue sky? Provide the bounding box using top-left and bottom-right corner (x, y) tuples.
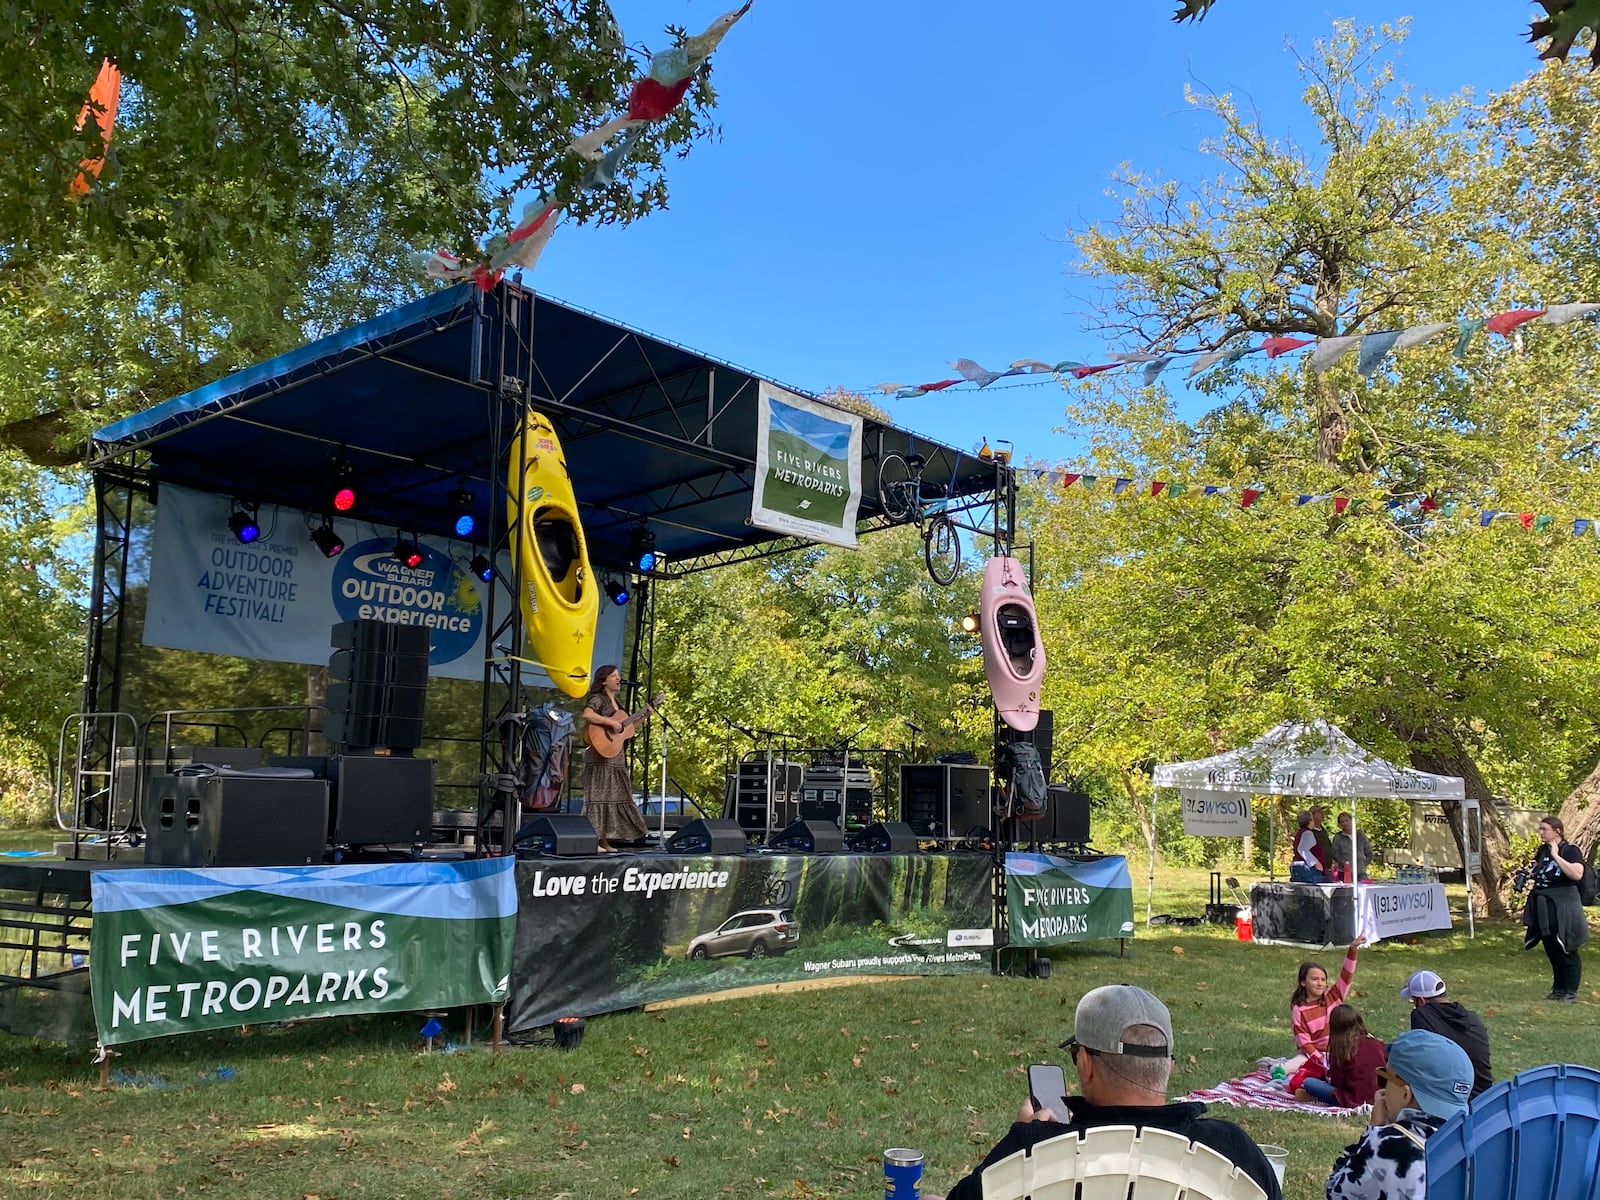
(527, 1), (1539, 463)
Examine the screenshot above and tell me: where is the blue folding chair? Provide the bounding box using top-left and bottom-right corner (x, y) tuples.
(1427, 1063), (1600, 1200)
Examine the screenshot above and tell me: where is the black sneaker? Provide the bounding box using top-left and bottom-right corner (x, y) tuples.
(1557, 991), (1579, 1003)
(1547, 989), (1564, 1000)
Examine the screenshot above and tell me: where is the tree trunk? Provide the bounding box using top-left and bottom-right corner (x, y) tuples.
(1120, 769), (1156, 867)
(1405, 741), (1511, 919)
(1557, 757), (1600, 857)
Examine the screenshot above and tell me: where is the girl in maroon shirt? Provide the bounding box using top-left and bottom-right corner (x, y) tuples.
(1297, 1004), (1388, 1107)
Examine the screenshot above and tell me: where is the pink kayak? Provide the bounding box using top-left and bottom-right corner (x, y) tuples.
(979, 556), (1045, 731)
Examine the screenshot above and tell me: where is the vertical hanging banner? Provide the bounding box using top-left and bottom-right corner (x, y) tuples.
(750, 383), (863, 548)
(89, 859), (517, 1046)
(142, 484), (625, 684)
(1004, 853), (1136, 946)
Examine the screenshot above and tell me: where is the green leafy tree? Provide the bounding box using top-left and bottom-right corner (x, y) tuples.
(1040, 24), (1600, 915)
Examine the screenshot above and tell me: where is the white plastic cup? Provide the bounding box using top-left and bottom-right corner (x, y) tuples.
(1259, 1144), (1288, 1186)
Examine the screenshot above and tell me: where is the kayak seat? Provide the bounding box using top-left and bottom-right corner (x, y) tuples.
(535, 513), (580, 582)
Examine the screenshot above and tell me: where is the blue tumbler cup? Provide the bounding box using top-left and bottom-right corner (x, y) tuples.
(884, 1147), (923, 1199)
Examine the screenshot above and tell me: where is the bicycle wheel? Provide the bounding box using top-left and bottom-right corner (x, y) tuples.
(876, 452), (915, 523)
(925, 515), (961, 585)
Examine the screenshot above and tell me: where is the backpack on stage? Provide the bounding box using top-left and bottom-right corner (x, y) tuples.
(997, 740), (1048, 820)
(497, 702), (574, 812)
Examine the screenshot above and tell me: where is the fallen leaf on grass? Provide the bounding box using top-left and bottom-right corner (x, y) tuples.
(570, 1083), (585, 1095)
(663, 1156), (681, 1168)
(1172, 946), (1185, 955)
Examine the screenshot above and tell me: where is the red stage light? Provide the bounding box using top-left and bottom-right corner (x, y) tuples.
(332, 486), (356, 512)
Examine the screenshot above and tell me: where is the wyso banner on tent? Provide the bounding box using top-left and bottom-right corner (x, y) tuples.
(89, 859), (516, 1045)
(507, 852), (990, 1031)
(749, 382), (863, 549)
(1004, 852), (1136, 946)
(143, 484), (626, 685)
(1179, 790), (1254, 836)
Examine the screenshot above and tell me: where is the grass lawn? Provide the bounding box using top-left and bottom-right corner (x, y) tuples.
(1, 864), (1594, 1199)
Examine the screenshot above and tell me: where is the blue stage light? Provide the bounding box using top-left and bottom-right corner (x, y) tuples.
(470, 553), (494, 582)
(449, 487), (476, 538)
(229, 503), (261, 544)
(604, 578), (630, 606)
(629, 526), (657, 573)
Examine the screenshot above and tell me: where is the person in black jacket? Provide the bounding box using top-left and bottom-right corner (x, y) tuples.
(1521, 816), (1588, 1002)
(927, 985), (1281, 1200)
(1398, 970), (1492, 1097)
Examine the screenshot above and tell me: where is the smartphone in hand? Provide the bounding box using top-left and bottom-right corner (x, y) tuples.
(1027, 1063), (1070, 1120)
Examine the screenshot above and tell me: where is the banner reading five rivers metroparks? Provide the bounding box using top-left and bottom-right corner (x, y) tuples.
(89, 859), (516, 1045)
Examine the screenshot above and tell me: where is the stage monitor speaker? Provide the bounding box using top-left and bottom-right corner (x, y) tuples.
(666, 818), (748, 855)
(768, 819), (844, 854)
(1039, 785), (1092, 844)
(899, 763), (991, 839)
(846, 821), (919, 854)
(144, 774), (329, 867)
(514, 813), (598, 857)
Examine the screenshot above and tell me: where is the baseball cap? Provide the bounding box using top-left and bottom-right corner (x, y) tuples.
(1061, 984), (1173, 1058)
(1399, 970), (1447, 999)
(1377, 1029), (1473, 1119)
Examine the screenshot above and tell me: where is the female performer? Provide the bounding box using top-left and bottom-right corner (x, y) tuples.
(580, 664), (650, 854)
(1522, 815), (1588, 1002)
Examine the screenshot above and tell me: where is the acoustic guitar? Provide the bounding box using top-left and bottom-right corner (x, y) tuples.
(583, 694), (664, 759)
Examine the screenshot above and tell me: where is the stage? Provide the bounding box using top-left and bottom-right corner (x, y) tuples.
(1249, 880), (1451, 947)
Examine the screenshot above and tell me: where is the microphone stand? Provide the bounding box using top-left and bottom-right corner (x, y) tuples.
(655, 707), (672, 847)
(834, 722), (871, 831)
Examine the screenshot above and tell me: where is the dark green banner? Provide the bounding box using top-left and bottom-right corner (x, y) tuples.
(89, 860), (517, 1045)
(1004, 852), (1135, 946)
(508, 853), (992, 1031)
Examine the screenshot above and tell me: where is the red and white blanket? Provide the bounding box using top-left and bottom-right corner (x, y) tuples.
(1184, 1068), (1368, 1117)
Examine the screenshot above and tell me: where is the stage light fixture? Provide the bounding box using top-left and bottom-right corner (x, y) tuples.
(228, 502), (261, 544)
(329, 458), (358, 513)
(449, 487), (476, 538)
(604, 577), (630, 606)
(470, 553), (494, 582)
(393, 537), (424, 569)
(311, 518), (344, 559)
(960, 612), (980, 634)
(629, 526), (657, 573)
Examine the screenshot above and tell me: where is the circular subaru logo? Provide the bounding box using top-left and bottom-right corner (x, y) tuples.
(331, 538), (481, 663)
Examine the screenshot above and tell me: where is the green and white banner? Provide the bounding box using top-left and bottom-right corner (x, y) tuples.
(89, 859), (516, 1045)
(750, 382), (863, 549)
(1004, 852), (1136, 946)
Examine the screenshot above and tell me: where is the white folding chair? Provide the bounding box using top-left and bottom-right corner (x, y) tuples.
(981, 1124), (1268, 1200)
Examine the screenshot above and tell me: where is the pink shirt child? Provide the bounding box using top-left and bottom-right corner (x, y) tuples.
(1291, 945), (1359, 1065)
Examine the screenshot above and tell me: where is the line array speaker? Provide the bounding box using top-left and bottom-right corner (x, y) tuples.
(325, 619), (430, 752)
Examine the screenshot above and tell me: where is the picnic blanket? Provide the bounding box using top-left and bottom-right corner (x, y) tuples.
(1184, 1068), (1368, 1118)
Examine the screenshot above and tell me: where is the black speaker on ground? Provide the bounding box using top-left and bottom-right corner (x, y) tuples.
(514, 813), (599, 857)
(768, 819), (844, 854)
(846, 821), (919, 854)
(144, 773), (329, 867)
(1035, 784), (1092, 844)
(271, 753), (434, 845)
(898, 763), (991, 839)
(666, 818), (748, 855)
(1248, 883), (1357, 944)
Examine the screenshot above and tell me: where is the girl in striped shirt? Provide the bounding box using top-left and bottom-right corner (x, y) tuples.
(1284, 935), (1365, 1094)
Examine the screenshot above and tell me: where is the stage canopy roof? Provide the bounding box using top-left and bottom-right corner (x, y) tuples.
(1153, 719), (1466, 801)
(90, 282), (997, 573)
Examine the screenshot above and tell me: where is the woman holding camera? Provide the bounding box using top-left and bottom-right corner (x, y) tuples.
(1521, 816), (1587, 1002)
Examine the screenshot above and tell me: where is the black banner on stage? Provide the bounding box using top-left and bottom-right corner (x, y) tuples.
(508, 853), (992, 1031)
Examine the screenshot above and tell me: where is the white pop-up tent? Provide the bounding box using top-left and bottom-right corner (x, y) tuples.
(1150, 719), (1470, 929)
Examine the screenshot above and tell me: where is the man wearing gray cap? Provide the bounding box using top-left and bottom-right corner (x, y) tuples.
(929, 985), (1281, 1200)
(1326, 1028), (1474, 1199)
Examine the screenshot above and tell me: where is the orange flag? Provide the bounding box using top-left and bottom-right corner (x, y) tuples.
(71, 59), (121, 196)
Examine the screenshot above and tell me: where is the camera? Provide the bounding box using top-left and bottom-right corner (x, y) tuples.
(1513, 866), (1531, 893)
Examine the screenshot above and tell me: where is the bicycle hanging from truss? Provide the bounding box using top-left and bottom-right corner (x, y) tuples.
(876, 450), (964, 584)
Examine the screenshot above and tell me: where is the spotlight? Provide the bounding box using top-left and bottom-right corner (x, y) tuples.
(228, 502), (261, 544)
(629, 526), (657, 573)
(311, 519), (344, 559)
(960, 613), (980, 634)
(393, 537), (423, 570)
(449, 487), (476, 538)
(470, 553), (494, 582)
(330, 460), (357, 514)
(604, 577), (630, 607)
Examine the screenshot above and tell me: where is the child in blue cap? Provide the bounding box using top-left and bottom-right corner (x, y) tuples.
(1324, 1028), (1473, 1200)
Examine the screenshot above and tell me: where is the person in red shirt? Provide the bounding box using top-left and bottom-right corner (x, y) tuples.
(1296, 1004), (1387, 1106)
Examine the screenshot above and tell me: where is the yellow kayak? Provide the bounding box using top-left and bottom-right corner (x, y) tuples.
(507, 410), (597, 697)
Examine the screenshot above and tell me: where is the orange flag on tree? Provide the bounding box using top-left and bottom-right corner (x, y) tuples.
(71, 59), (121, 196)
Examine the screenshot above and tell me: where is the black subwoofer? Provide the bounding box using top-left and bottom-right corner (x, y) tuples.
(144, 774), (329, 867)
(898, 763), (991, 839)
(514, 814), (599, 857)
(271, 753), (434, 845)
(666, 819), (748, 855)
